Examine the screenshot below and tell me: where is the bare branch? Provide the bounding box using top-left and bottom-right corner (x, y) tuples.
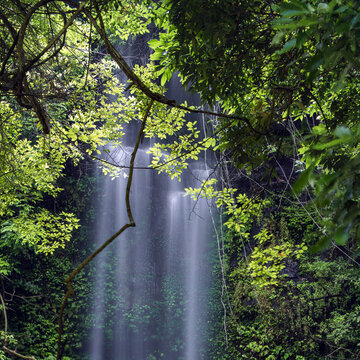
(0, 292), (36, 360)
(25, 1), (89, 72)
(56, 100), (153, 360)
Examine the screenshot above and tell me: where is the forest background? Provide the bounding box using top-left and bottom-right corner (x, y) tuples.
(1, 0), (360, 359)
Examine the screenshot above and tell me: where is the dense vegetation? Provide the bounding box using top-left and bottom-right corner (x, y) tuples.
(1, 0), (360, 359)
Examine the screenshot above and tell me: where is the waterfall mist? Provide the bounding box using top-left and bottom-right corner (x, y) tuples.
(87, 145), (214, 360)
(84, 38), (216, 357)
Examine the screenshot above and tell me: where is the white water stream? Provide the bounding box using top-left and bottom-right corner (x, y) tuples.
(88, 146), (213, 360)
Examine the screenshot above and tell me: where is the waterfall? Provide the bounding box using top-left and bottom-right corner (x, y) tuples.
(87, 145), (213, 360)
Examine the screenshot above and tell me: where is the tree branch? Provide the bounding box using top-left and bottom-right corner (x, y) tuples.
(25, 1), (89, 72)
(56, 100), (153, 360)
(75, 1), (266, 135)
(0, 292), (36, 360)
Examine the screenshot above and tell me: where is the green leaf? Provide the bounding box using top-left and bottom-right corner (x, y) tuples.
(334, 5), (348, 14)
(334, 226), (349, 245)
(305, 53), (324, 72)
(280, 9), (308, 17)
(350, 14), (359, 30)
(334, 126), (351, 139)
(312, 138), (346, 150)
(151, 50), (164, 61)
(317, 3), (329, 13)
(148, 39), (161, 49)
(161, 72), (167, 86)
(276, 38), (297, 54)
(312, 124), (327, 135)
(279, 0), (308, 13)
(271, 31), (285, 45)
(292, 163), (316, 194)
(296, 32), (308, 48)
(310, 235), (332, 253)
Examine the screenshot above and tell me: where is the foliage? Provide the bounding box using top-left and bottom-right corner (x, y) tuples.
(151, 0), (360, 253)
(273, 0), (360, 86)
(186, 179), (267, 234)
(1, 0), (360, 359)
(149, 0), (276, 107)
(293, 122), (360, 248)
(0, 167), (97, 359)
(207, 197), (360, 359)
(248, 241), (307, 288)
(102, 0), (151, 41)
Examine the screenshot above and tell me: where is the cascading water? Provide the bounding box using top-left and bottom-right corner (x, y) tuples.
(84, 34), (215, 358)
(87, 144), (214, 360)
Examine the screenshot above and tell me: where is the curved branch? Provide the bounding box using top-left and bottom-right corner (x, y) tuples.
(2, 346), (36, 360)
(7, 0), (264, 136)
(25, 1), (89, 72)
(11, 0), (89, 133)
(0, 292), (7, 347)
(16, 0), (54, 75)
(60, 111), (237, 174)
(0, 10), (17, 39)
(13, 0), (57, 130)
(0, 292), (36, 360)
(56, 100), (153, 360)
(0, 9), (19, 77)
(22, 77), (50, 134)
(74, 1), (266, 135)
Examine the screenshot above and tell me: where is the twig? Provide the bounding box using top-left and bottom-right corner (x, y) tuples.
(70, 0), (266, 136)
(0, 293), (7, 347)
(0, 292), (36, 360)
(55, 100), (153, 360)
